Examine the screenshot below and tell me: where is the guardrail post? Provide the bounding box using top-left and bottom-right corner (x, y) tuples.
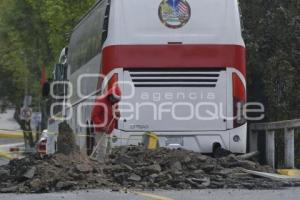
(284, 128), (295, 168)
(266, 130), (275, 169)
(249, 129), (258, 152)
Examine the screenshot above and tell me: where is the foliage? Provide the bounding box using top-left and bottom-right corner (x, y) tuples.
(0, 0), (94, 108)
(25, 0), (95, 58)
(240, 0), (300, 121)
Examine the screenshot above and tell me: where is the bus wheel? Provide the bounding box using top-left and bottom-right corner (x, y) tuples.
(213, 143), (231, 158)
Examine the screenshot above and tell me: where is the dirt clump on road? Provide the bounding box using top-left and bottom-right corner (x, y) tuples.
(0, 146), (299, 193)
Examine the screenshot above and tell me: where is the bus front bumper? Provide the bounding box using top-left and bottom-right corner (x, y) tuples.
(111, 123), (247, 154)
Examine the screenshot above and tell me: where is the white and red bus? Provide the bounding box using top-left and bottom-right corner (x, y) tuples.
(48, 0), (247, 155)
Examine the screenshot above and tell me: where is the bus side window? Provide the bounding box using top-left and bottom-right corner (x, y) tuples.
(69, 1), (108, 74)
(101, 0), (111, 46)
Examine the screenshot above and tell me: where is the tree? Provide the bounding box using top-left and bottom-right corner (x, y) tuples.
(240, 0), (300, 120)
(0, 0), (95, 109)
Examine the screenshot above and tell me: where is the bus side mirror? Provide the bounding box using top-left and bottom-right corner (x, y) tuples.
(52, 64), (69, 98)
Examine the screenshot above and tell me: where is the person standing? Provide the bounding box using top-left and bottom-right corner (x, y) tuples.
(91, 85), (121, 162)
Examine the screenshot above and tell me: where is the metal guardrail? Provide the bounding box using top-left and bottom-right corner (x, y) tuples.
(250, 119), (300, 169)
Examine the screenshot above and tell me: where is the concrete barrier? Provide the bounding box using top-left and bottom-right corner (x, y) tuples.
(250, 119), (300, 169)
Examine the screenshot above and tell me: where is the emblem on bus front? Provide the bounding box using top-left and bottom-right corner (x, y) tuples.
(158, 0), (191, 29)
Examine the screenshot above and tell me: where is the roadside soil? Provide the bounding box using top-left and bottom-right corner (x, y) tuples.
(0, 145), (299, 193)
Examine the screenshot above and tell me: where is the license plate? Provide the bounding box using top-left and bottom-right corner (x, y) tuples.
(166, 136), (184, 146)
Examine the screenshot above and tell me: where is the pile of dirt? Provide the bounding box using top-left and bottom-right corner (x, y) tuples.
(0, 146), (299, 193)
(56, 122), (79, 155)
(0, 121), (116, 193)
(0, 152), (116, 193)
(104, 146), (296, 190)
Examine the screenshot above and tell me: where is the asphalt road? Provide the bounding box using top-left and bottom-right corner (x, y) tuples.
(0, 158), (8, 166)
(0, 188), (299, 200)
(0, 138), (23, 145)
